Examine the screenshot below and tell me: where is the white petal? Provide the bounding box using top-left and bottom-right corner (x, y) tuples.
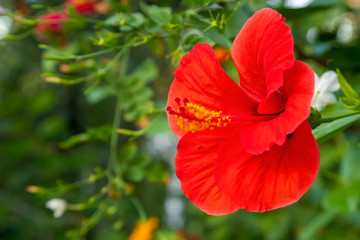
(46, 198), (67, 218)
(319, 71), (340, 92)
(314, 72), (320, 91)
(319, 92), (337, 105)
(311, 94), (324, 111)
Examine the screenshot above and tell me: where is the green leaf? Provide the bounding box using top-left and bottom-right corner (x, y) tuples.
(183, 0), (210, 6)
(28, 91), (56, 115)
(224, 4), (250, 38)
(126, 167), (145, 182)
(307, 0), (341, 7)
(323, 183), (360, 213)
(119, 143), (138, 162)
(86, 125), (113, 142)
(140, 3), (172, 27)
(59, 125), (113, 149)
(86, 86), (116, 104)
(105, 13), (145, 31)
(59, 133), (90, 149)
(204, 28), (232, 48)
(145, 163), (169, 184)
(130, 59), (159, 82)
(117, 59), (158, 121)
(298, 211), (337, 240)
(337, 69), (360, 109)
(340, 144), (360, 183)
(312, 115), (360, 142)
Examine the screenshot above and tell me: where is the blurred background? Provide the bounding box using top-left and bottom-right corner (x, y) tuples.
(1, 0), (360, 239)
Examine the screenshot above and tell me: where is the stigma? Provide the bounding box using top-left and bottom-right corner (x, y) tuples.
(167, 97), (231, 133)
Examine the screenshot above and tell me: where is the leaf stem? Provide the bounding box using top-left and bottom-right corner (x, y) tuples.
(321, 111), (360, 123)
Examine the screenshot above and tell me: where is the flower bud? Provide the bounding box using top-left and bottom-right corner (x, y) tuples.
(307, 107), (322, 129)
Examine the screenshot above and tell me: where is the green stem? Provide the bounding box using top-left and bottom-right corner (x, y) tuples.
(225, 1), (242, 23)
(131, 197), (147, 221)
(321, 111), (360, 123)
(116, 129), (145, 136)
(106, 49), (130, 177)
(5, 27), (36, 41)
(107, 103), (122, 176)
(42, 47), (115, 61)
(50, 49), (114, 61)
(66, 203), (90, 211)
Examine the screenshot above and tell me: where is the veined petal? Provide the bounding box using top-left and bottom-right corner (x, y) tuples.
(231, 8), (295, 102)
(176, 127), (239, 215)
(215, 121), (320, 213)
(240, 61), (314, 154)
(167, 43), (257, 138)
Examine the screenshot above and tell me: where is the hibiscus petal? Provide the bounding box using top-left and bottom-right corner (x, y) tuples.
(231, 8), (295, 102)
(215, 121), (320, 213)
(167, 43), (257, 138)
(176, 127), (239, 215)
(240, 61), (314, 154)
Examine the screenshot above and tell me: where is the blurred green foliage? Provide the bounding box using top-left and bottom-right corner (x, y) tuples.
(1, 0), (360, 240)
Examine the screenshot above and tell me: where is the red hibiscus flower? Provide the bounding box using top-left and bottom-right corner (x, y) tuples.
(166, 8), (320, 214)
(35, 0), (98, 38)
(36, 11), (69, 35)
(65, 0), (97, 14)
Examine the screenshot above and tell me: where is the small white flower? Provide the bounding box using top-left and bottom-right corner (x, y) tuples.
(0, 16), (13, 40)
(311, 70), (340, 111)
(46, 198), (67, 218)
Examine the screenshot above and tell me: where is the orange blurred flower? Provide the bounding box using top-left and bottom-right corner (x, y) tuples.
(128, 217), (159, 240)
(213, 46), (230, 63)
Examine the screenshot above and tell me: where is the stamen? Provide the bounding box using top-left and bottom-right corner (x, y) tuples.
(175, 97), (181, 105)
(167, 97), (231, 133)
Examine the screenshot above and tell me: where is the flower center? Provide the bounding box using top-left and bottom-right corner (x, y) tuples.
(167, 97), (231, 133)
(257, 91), (286, 115)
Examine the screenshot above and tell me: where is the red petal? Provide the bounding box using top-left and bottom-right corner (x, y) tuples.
(215, 121), (320, 212)
(257, 91), (286, 115)
(231, 8), (295, 102)
(167, 43), (257, 138)
(240, 61), (315, 154)
(176, 127), (239, 215)
(36, 11), (69, 34)
(65, 0), (97, 14)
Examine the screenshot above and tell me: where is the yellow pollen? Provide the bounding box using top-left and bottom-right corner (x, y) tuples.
(171, 102), (231, 133)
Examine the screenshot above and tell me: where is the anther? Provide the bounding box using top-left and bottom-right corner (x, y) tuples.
(167, 98), (231, 133)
